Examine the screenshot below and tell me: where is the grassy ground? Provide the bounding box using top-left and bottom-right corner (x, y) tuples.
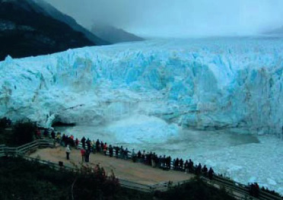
(0, 157), (152, 200)
(0, 157), (236, 200)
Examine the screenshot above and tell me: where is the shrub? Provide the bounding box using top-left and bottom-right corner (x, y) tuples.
(12, 121), (36, 145)
(157, 178), (236, 200)
(0, 117), (11, 129)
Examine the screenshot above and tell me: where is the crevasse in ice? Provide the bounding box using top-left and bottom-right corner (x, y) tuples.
(0, 38), (282, 137)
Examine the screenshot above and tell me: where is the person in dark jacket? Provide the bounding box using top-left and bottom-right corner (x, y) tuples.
(188, 159), (194, 173)
(202, 165), (208, 176)
(81, 137), (86, 149)
(109, 145), (113, 157)
(184, 160), (189, 173)
(51, 131), (55, 139)
(44, 129), (48, 137)
(179, 159), (184, 170)
(96, 139), (100, 152)
(86, 138), (91, 151)
(115, 146), (119, 158)
(85, 149), (90, 163)
(62, 134), (66, 147)
(208, 167), (214, 180)
(196, 163), (202, 176)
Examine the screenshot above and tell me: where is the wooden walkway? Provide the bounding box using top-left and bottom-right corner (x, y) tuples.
(29, 146), (194, 186)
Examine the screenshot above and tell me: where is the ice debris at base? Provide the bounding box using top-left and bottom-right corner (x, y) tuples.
(0, 38), (282, 136)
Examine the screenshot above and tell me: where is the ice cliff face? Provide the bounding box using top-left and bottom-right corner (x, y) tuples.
(0, 38), (282, 136)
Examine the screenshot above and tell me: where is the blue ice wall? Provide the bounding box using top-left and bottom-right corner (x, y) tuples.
(0, 38), (282, 136)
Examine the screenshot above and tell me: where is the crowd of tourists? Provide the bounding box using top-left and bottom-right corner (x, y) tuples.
(35, 128), (215, 180)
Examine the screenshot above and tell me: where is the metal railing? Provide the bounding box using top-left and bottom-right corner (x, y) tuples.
(0, 139), (54, 157)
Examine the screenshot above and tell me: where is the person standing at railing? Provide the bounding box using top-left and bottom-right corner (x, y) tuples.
(96, 139), (100, 152)
(141, 150), (146, 163)
(56, 132), (61, 143)
(132, 149), (137, 162)
(75, 138), (79, 149)
(195, 163), (202, 176)
(120, 146), (124, 159)
(62, 134), (66, 147)
(184, 160), (189, 174)
(179, 159), (184, 171)
(114, 146), (119, 158)
(188, 159), (194, 173)
(86, 138), (91, 151)
(202, 165), (208, 176)
(43, 129), (49, 137)
(109, 145), (113, 157)
(35, 129), (41, 139)
(166, 156), (171, 169)
(208, 167), (214, 180)
(66, 145), (71, 160)
(92, 141), (96, 153)
(80, 148), (86, 163)
(81, 137), (86, 149)
(137, 150), (141, 162)
(100, 141), (104, 152)
(53, 138), (56, 148)
(51, 130), (55, 139)
(85, 149), (90, 163)
(103, 143), (108, 155)
(151, 153), (158, 168)
(124, 148), (129, 159)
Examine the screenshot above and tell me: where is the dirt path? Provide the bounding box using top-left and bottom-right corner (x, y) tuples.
(29, 146), (194, 185)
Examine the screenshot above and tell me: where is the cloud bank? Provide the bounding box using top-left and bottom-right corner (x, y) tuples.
(45, 0), (283, 38)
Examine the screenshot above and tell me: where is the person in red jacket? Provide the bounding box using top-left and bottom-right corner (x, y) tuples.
(36, 129), (41, 139)
(80, 148), (86, 163)
(103, 143), (108, 155)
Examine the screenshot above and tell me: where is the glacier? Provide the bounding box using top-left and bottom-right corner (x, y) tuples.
(1, 37), (283, 194)
(0, 38), (282, 136)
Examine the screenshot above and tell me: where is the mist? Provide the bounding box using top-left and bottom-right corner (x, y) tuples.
(45, 0), (283, 38)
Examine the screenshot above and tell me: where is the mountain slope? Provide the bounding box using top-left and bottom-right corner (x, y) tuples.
(33, 0), (109, 45)
(0, 0), (105, 60)
(91, 23), (144, 44)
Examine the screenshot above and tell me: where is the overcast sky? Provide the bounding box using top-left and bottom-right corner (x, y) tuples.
(45, 0), (283, 38)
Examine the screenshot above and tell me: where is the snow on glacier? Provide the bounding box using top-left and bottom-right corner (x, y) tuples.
(0, 38), (283, 193)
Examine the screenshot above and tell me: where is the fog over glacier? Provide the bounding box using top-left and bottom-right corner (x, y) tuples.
(1, 38), (283, 193)
(45, 0), (283, 37)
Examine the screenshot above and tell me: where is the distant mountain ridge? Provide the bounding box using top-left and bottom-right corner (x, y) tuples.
(91, 23), (144, 44)
(268, 28), (283, 35)
(0, 0), (108, 60)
